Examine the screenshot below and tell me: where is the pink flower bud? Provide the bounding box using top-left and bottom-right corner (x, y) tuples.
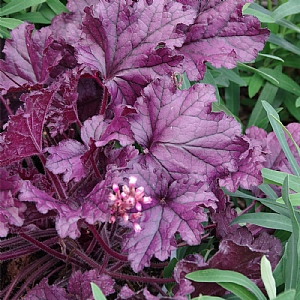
(122, 185), (130, 195)
(142, 196), (152, 204)
(109, 216), (116, 223)
(129, 176), (137, 188)
(109, 193), (117, 202)
(112, 183), (119, 193)
(135, 202), (142, 211)
(122, 213), (129, 222)
(121, 191), (128, 199)
(133, 223), (142, 233)
(131, 212), (142, 220)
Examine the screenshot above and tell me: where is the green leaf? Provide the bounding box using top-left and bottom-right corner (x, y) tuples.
(0, 24), (10, 38)
(0, 16), (22, 29)
(277, 193), (300, 206)
(257, 183), (278, 200)
(248, 72), (264, 98)
(231, 213), (292, 232)
(247, 82), (278, 127)
(90, 282), (107, 300)
(0, 0), (46, 16)
(46, 0), (68, 15)
(268, 33), (300, 56)
(261, 256), (276, 300)
(273, 289), (296, 300)
(217, 67), (247, 86)
(284, 95), (300, 123)
(191, 296), (224, 300)
(238, 63), (279, 85)
(225, 81), (240, 116)
(242, 3), (275, 23)
(258, 67), (300, 97)
(186, 269), (267, 300)
(262, 102), (300, 176)
(39, 5), (56, 21)
(271, 0), (300, 20)
(258, 53), (284, 62)
(218, 282), (257, 300)
(262, 169), (300, 193)
(14, 11), (51, 24)
(282, 175), (300, 290)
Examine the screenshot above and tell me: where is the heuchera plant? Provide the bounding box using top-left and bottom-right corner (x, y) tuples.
(0, 0), (283, 298)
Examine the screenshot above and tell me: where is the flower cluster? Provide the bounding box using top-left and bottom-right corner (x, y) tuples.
(109, 177), (152, 232)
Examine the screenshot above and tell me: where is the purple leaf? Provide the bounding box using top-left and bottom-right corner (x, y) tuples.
(81, 105), (134, 147)
(19, 181), (82, 239)
(210, 204), (239, 239)
(67, 269), (114, 297)
(0, 87), (57, 166)
(45, 139), (88, 183)
(0, 168), (25, 237)
(129, 76), (262, 191)
(0, 24), (62, 94)
(247, 123), (300, 174)
(81, 178), (112, 225)
(50, 0), (99, 45)
(177, 0), (270, 80)
(76, 0), (196, 104)
(24, 278), (68, 300)
(46, 68), (81, 137)
(45, 105), (134, 183)
(175, 227), (282, 297)
(122, 164), (218, 272)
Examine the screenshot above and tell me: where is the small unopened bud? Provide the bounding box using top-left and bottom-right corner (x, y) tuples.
(109, 193), (117, 202)
(122, 213), (129, 222)
(142, 196), (152, 204)
(122, 185), (130, 195)
(113, 184), (119, 193)
(129, 176), (137, 188)
(133, 223), (142, 233)
(135, 202), (142, 211)
(131, 212), (142, 220)
(109, 216), (116, 223)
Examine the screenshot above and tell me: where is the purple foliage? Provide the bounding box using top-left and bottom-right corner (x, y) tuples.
(0, 0), (279, 298)
(174, 227), (282, 297)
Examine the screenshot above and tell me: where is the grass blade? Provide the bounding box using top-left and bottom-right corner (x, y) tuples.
(231, 213), (292, 232)
(186, 269), (267, 300)
(262, 102), (300, 176)
(261, 256), (276, 300)
(90, 282), (107, 300)
(282, 175), (300, 290)
(0, 0), (46, 16)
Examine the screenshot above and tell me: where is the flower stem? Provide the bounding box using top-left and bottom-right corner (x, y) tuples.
(87, 223), (128, 262)
(0, 94), (13, 115)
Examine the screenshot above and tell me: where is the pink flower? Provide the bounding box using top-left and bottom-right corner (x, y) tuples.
(108, 177), (151, 232)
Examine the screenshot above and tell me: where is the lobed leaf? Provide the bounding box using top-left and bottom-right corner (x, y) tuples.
(178, 0), (269, 81)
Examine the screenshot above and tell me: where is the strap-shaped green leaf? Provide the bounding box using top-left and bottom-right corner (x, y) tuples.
(261, 256), (276, 300)
(262, 101), (300, 176)
(0, 0), (46, 16)
(282, 175), (300, 290)
(90, 282), (107, 300)
(231, 213), (292, 232)
(186, 269), (267, 300)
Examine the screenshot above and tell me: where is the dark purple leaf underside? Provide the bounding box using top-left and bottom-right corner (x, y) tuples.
(0, 88), (57, 166)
